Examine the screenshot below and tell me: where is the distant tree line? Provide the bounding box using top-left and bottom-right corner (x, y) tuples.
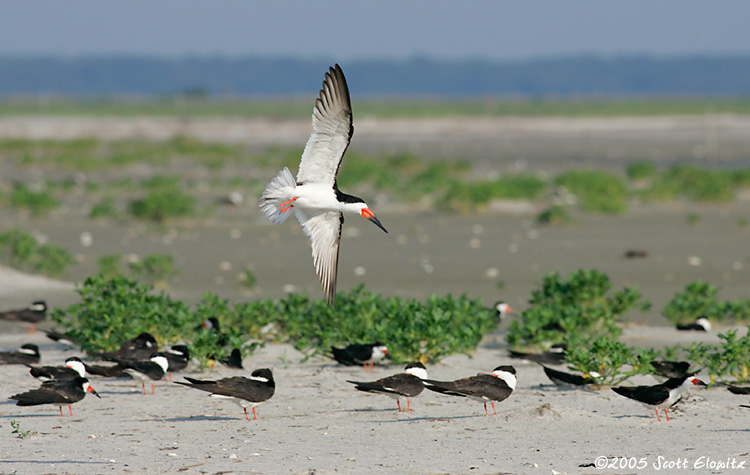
(1, 55), (749, 96)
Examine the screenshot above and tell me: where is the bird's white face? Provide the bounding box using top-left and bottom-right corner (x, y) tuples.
(372, 345), (388, 361)
(495, 302), (512, 316)
(492, 369), (517, 390)
(683, 376), (707, 389)
(19, 346), (37, 355)
(696, 318), (712, 331)
(66, 360), (86, 377)
(30, 302), (46, 312)
(151, 356), (169, 372)
(249, 374), (270, 383)
(405, 366), (428, 380)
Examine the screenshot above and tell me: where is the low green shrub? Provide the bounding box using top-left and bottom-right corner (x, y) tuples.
(555, 170), (628, 214)
(626, 161), (657, 180)
(89, 195), (119, 219)
(661, 280), (736, 325)
(128, 186), (195, 223)
(10, 183), (60, 217)
(537, 205), (572, 225)
(53, 277), (496, 365)
(0, 229), (75, 276)
(507, 269), (650, 350)
(565, 336), (660, 386)
(684, 328), (750, 384)
(128, 254), (179, 286)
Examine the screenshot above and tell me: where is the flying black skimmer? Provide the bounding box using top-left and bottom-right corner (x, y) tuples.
(43, 330), (76, 348)
(331, 342), (388, 372)
(543, 366), (600, 387)
(611, 375), (707, 421)
(650, 360), (691, 381)
(259, 64), (388, 307)
(0, 344), (41, 365)
(0, 300), (47, 332)
(676, 317), (711, 331)
(98, 332), (158, 361)
(112, 353), (169, 395)
(176, 368), (275, 420)
(493, 301), (514, 321)
(423, 365), (517, 415)
(10, 376), (100, 416)
(347, 362), (427, 412)
(509, 343), (566, 366)
(28, 356), (86, 381)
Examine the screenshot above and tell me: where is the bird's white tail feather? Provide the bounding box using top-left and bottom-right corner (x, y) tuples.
(259, 167), (297, 224)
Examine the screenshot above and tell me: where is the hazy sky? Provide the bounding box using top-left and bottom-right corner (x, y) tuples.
(2, 1), (749, 60)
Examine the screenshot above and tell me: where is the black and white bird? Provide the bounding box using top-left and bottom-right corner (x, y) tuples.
(650, 360), (691, 381)
(98, 332), (158, 361)
(112, 353), (169, 395)
(331, 342), (388, 372)
(197, 318), (243, 368)
(0, 300), (47, 330)
(0, 343), (41, 365)
(543, 366), (600, 387)
(509, 343), (566, 366)
(611, 375), (707, 421)
(10, 376), (100, 416)
(176, 368), (275, 420)
(493, 301), (514, 321)
(28, 356), (86, 381)
(43, 330), (76, 348)
(164, 345), (190, 378)
(676, 317), (711, 332)
(423, 365), (517, 416)
(347, 362), (428, 412)
(259, 64), (388, 307)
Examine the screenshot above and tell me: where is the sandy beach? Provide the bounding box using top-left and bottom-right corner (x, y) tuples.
(0, 321), (748, 475)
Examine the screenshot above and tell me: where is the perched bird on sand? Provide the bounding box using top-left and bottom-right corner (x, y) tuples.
(176, 368), (275, 420)
(331, 342), (388, 372)
(259, 64), (387, 307)
(0, 300), (47, 332)
(28, 356), (86, 381)
(423, 365), (517, 415)
(10, 376), (100, 416)
(676, 317), (711, 332)
(347, 362), (427, 412)
(0, 344), (41, 365)
(611, 375), (706, 421)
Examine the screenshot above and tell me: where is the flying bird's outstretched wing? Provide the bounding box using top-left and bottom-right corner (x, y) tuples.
(296, 64), (353, 187)
(294, 208), (342, 306)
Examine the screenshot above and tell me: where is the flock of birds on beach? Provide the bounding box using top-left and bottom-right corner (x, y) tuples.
(2, 299), (748, 422)
(2, 64), (749, 424)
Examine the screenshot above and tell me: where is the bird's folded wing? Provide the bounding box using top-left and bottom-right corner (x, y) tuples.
(296, 64), (353, 187)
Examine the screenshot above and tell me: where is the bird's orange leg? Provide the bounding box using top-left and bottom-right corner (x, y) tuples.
(59, 406), (64, 416)
(484, 403), (490, 416)
(491, 402), (497, 415)
(252, 407), (258, 420)
(655, 408), (661, 421)
(151, 382), (156, 395)
(397, 400), (402, 412)
(279, 197), (298, 213)
(69, 405), (73, 416)
(406, 399), (412, 413)
(665, 409), (670, 421)
(244, 408), (250, 420)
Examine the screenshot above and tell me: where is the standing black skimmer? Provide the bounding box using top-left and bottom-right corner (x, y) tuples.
(347, 362), (428, 412)
(98, 332), (158, 361)
(650, 360), (691, 381)
(259, 64), (388, 307)
(113, 353), (169, 395)
(10, 376), (100, 416)
(176, 368), (275, 420)
(676, 317), (711, 331)
(331, 342), (388, 372)
(543, 366), (600, 387)
(509, 343), (566, 365)
(493, 301), (514, 321)
(0, 300), (47, 331)
(28, 356), (86, 381)
(423, 365), (517, 415)
(611, 375), (707, 421)
(165, 345), (190, 373)
(0, 344), (41, 365)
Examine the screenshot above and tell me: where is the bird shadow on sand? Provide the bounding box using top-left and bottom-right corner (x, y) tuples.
(161, 415), (238, 422)
(371, 413), (486, 423)
(1, 460), (110, 466)
(0, 413), (67, 419)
